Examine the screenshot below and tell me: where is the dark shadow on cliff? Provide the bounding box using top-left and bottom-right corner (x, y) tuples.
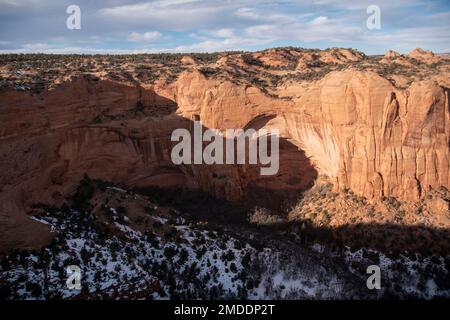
(129, 116), (319, 211)
(86, 77), (179, 123)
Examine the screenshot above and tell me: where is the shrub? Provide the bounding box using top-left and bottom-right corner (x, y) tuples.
(178, 248), (189, 265)
(248, 207), (284, 226)
(163, 246), (177, 259)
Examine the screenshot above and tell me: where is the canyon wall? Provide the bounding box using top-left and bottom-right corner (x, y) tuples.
(161, 69), (449, 201)
(0, 70), (449, 253)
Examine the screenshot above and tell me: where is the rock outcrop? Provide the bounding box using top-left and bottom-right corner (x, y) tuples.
(408, 48), (440, 64)
(380, 50), (413, 67)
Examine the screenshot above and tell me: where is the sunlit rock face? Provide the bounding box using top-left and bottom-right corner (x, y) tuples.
(171, 69), (449, 202)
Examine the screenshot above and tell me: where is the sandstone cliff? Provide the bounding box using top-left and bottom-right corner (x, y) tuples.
(0, 48), (449, 253)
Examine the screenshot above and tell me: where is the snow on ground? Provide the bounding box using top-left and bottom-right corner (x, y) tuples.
(0, 208), (257, 299)
(1, 203), (448, 300)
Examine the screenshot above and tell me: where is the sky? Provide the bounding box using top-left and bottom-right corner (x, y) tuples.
(0, 0), (449, 55)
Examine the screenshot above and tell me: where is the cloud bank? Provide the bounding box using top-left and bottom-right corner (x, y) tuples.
(0, 0), (449, 54)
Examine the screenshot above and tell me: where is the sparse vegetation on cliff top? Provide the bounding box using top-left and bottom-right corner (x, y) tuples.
(1, 47), (447, 93)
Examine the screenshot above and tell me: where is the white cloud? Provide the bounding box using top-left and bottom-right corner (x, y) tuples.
(128, 31), (162, 42)
(309, 16), (328, 26)
(0, 43), (153, 54)
(235, 7), (261, 20)
(166, 36), (273, 53)
(0, 0), (43, 6)
(311, 0), (426, 10)
(235, 7), (300, 23)
(360, 26), (450, 53)
(211, 28), (234, 38)
(244, 16), (362, 43)
(98, 1), (219, 30)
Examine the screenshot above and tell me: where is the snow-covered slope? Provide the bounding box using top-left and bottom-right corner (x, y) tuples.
(0, 186), (448, 300)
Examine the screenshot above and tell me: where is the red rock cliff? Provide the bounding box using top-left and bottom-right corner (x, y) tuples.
(0, 51), (449, 253)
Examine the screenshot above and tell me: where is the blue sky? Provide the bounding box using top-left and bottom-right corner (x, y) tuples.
(0, 0), (449, 54)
